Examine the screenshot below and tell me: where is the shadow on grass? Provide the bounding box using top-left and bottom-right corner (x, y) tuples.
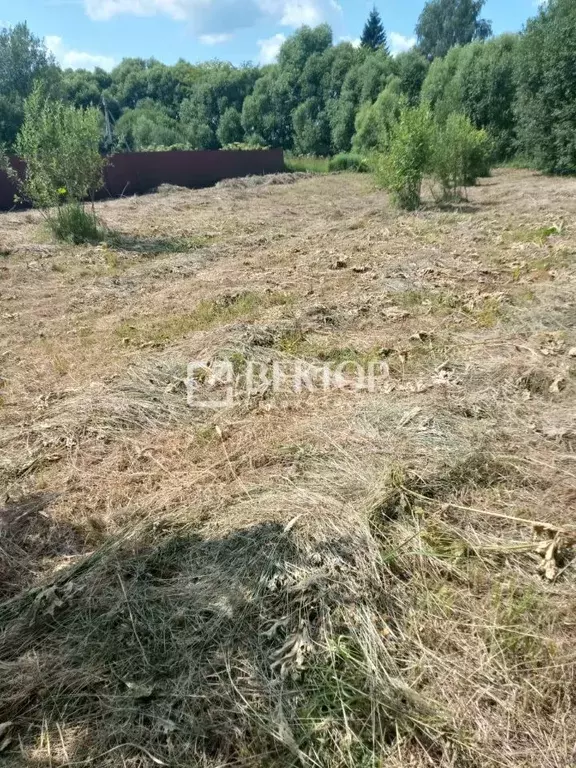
(106, 231), (213, 255)
(0, 514), (420, 768)
(0, 491), (82, 601)
(0, 521), (301, 765)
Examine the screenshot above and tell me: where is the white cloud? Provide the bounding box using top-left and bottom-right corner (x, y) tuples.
(199, 32), (233, 44)
(279, 0), (322, 26)
(389, 32), (416, 55)
(84, 0), (338, 35)
(338, 35), (360, 48)
(45, 35), (116, 71)
(84, 0), (188, 20)
(258, 32), (286, 64)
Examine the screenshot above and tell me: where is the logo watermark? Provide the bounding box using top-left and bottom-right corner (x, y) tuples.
(187, 358), (390, 409)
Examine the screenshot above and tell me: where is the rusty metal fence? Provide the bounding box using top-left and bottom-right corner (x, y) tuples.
(0, 149), (285, 211)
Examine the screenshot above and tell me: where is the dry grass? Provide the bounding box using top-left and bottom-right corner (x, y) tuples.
(0, 169), (575, 766)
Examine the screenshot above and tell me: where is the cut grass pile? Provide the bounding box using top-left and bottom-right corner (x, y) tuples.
(0, 168), (575, 767)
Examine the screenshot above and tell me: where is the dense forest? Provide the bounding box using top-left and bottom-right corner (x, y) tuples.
(1, 0), (576, 173)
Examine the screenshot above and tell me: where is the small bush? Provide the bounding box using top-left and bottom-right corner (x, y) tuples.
(374, 105), (434, 210)
(432, 113), (492, 200)
(6, 85), (107, 243)
(47, 203), (105, 244)
(328, 153), (369, 173)
(15, 85), (105, 209)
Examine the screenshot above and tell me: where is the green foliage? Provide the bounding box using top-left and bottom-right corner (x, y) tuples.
(1, 9), (575, 176)
(328, 97), (357, 153)
(115, 102), (185, 151)
(179, 62), (259, 150)
(46, 202), (104, 244)
(374, 104), (434, 209)
(421, 36), (518, 160)
(431, 112), (491, 199)
(416, 0), (492, 60)
(352, 78), (406, 154)
(62, 68), (112, 110)
(278, 23), (333, 73)
(460, 36), (518, 159)
(12, 85), (106, 243)
(216, 106), (244, 146)
(222, 141), (269, 150)
(284, 155), (330, 173)
(393, 50), (430, 105)
(515, 0), (576, 173)
(241, 73), (293, 149)
(292, 98), (331, 156)
(421, 45), (469, 121)
(328, 152), (369, 172)
(15, 85), (104, 208)
(0, 22), (60, 148)
(360, 7), (389, 53)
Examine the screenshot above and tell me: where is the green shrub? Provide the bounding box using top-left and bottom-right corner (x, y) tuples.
(15, 85), (105, 208)
(8, 84), (106, 243)
(47, 202), (104, 244)
(374, 105), (434, 210)
(328, 153), (369, 173)
(431, 113), (492, 200)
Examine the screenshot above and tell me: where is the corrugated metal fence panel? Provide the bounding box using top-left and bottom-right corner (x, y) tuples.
(0, 149), (285, 211)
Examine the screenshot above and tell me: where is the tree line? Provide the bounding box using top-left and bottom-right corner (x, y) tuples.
(1, 0), (576, 174)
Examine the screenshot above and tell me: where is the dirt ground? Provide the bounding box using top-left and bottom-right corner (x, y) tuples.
(0, 169), (575, 767)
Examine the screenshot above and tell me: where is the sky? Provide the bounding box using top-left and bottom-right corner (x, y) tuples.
(0, 0), (541, 71)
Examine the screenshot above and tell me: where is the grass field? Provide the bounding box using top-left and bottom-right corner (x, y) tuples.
(0, 169), (575, 767)
(284, 154), (331, 173)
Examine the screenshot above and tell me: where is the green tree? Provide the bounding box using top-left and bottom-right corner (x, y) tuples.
(374, 104), (434, 209)
(179, 63), (258, 148)
(393, 50), (430, 105)
(217, 107), (244, 146)
(292, 98), (331, 155)
(361, 7), (389, 53)
(416, 0), (492, 60)
(421, 45), (468, 118)
(5, 85), (105, 242)
(241, 72), (293, 148)
(515, 0), (576, 173)
(352, 78), (406, 154)
(460, 35), (518, 159)
(431, 112), (491, 199)
(115, 102), (185, 150)
(328, 97), (357, 153)
(421, 36), (518, 159)
(61, 69), (106, 110)
(0, 22), (60, 147)
(278, 24), (333, 76)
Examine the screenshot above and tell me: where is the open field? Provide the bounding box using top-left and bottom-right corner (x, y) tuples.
(0, 169), (575, 767)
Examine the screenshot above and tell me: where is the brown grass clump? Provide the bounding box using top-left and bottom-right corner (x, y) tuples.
(0, 169), (575, 766)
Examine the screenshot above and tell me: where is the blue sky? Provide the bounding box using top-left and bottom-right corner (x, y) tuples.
(0, 0), (540, 70)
